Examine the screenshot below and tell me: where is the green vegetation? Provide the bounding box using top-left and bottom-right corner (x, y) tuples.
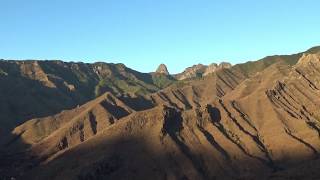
(73, 69), (90, 83)
(93, 62), (176, 97)
(172, 80), (189, 88)
(0, 69), (8, 76)
(234, 54), (301, 77)
(94, 77), (156, 97)
(151, 74), (175, 89)
(94, 72), (176, 97)
(306, 46), (320, 54)
(94, 79), (107, 97)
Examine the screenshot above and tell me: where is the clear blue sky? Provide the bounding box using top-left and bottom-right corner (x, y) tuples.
(1, 0), (320, 73)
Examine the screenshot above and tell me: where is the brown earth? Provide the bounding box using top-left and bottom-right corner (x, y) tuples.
(1, 47), (320, 180)
(0, 60), (174, 137)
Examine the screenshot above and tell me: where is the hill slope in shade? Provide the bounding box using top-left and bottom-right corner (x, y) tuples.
(1, 46), (320, 180)
(0, 60), (175, 135)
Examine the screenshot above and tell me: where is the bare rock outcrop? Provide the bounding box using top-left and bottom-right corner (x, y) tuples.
(177, 62), (232, 80)
(297, 53), (320, 66)
(155, 64), (169, 75)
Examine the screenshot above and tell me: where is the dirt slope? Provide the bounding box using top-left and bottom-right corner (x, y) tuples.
(0, 60), (174, 136)
(2, 47), (320, 180)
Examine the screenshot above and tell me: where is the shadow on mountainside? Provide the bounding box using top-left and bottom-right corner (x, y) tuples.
(21, 129), (320, 180)
(13, 106), (320, 180)
(0, 75), (90, 133)
(118, 95), (154, 111)
(2, 99), (320, 180)
(206, 104), (221, 123)
(0, 131), (35, 180)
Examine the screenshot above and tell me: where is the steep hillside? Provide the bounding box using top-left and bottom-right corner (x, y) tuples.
(1, 46), (320, 180)
(0, 60), (174, 134)
(13, 52), (320, 180)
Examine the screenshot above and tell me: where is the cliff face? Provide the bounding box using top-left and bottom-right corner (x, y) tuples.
(175, 62), (232, 80)
(155, 64), (170, 75)
(297, 53), (320, 66)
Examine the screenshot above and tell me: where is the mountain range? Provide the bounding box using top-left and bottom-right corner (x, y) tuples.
(1, 46), (320, 180)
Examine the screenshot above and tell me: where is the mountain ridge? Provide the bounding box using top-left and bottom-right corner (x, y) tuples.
(1, 46), (320, 180)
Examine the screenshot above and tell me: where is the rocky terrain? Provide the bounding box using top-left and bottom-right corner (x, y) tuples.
(155, 64), (170, 75)
(175, 62), (232, 80)
(0, 61), (175, 136)
(1, 46), (320, 180)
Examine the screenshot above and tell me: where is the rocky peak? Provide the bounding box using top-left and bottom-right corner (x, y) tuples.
(175, 62), (232, 80)
(175, 64), (207, 80)
(218, 62), (232, 69)
(203, 62), (232, 76)
(156, 64), (169, 75)
(203, 63), (218, 76)
(297, 53), (320, 66)
(185, 64), (207, 73)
